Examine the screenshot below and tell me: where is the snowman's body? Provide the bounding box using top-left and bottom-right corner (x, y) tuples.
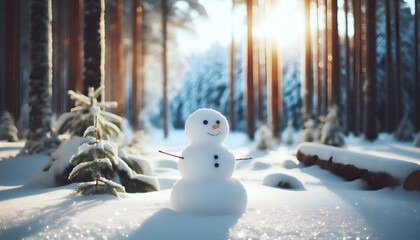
(170, 109), (247, 215)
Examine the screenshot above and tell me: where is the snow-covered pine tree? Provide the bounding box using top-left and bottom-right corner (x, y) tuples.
(394, 113), (414, 142)
(256, 125), (274, 150)
(56, 86), (122, 140)
(68, 115), (125, 197)
(284, 120), (294, 145)
(301, 119), (316, 142)
(414, 132), (420, 148)
(320, 106), (345, 147)
(0, 111), (19, 142)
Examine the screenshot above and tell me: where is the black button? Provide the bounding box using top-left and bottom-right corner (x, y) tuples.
(214, 163), (219, 168)
(214, 155), (218, 159)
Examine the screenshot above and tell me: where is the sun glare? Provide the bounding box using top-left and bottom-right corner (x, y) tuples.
(260, 0), (303, 50)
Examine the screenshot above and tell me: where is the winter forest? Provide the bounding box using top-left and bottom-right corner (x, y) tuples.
(1, 0), (420, 239)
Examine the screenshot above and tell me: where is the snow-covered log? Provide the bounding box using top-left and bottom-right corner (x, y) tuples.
(296, 143), (420, 191)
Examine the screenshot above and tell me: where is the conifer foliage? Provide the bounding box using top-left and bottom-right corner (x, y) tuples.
(0, 111), (19, 142)
(393, 113), (414, 142)
(56, 86), (122, 140)
(69, 116), (125, 197)
(320, 106), (345, 147)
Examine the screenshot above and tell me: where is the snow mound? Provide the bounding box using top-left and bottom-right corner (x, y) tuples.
(282, 159), (301, 169)
(251, 161), (271, 170)
(263, 173), (305, 190)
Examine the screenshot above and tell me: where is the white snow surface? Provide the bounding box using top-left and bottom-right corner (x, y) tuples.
(0, 132), (420, 239)
(298, 142), (420, 181)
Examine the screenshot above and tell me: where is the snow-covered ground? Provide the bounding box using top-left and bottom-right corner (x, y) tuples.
(1, 131), (420, 240)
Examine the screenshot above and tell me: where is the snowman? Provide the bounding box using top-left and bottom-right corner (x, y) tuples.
(168, 108), (247, 216)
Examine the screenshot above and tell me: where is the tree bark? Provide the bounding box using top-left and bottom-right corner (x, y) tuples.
(353, 0), (362, 135)
(161, 0), (169, 138)
(53, 0), (63, 116)
(246, 0), (255, 140)
(414, 0), (420, 132)
(385, 0), (394, 132)
(328, 0), (339, 108)
(229, 0), (235, 131)
(364, 0), (377, 141)
(394, 0), (401, 123)
(323, 0), (329, 115)
(266, 0), (281, 138)
(5, 0), (21, 120)
(66, 0), (82, 111)
(112, 0), (124, 116)
(315, 0), (322, 119)
(26, 0), (53, 146)
(344, 0), (352, 134)
(132, 0), (143, 130)
(82, 0), (105, 100)
(303, 0), (313, 120)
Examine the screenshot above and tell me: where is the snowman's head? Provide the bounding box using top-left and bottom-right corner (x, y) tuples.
(185, 108), (229, 144)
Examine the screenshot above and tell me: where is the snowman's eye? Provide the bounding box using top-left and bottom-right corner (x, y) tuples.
(216, 120), (220, 124)
(203, 120), (208, 125)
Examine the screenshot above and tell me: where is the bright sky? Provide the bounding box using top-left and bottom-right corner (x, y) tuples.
(176, 0), (237, 56)
(177, 0), (417, 56)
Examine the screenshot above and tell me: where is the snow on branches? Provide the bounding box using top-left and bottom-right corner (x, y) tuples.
(69, 117), (125, 197)
(0, 111), (19, 142)
(56, 86), (122, 140)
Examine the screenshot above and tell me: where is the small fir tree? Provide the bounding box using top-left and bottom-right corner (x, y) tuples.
(56, 86), (122, 140)
(301, 119), (316, 143)
(320, 106), (345, 147)
(414, 132), (420, 148)
(68, 114), (125, 197)
(394, 113), (414, 142)
(0, 111), (19, 142)
(284, 120), (294, 145)
(256, 125), (274, 150)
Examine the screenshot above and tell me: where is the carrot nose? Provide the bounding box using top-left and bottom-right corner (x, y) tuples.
(212, 125), (220, 129)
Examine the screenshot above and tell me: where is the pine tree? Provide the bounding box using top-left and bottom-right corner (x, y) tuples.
(321, 105), (345, 147)
(284, 120), (294, 145)
(414, 132), (420, 148)
(69, 116), (125, 197)
(256, 125), (274, 150)
(56, 86), (122, 140)
(394, 113), (414, 142)
(301, 119), (316, 143)
(0, 111), (19, 142)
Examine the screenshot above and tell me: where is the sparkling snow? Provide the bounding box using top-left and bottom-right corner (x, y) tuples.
(1, 132), (420, 239)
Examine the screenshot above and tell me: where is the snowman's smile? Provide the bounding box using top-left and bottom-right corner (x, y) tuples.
(207, 132), (221, 137)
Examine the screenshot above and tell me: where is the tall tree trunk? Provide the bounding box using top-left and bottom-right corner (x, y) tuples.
(364, 0), (377, 141)
(323, 0), (329, 115)
(24, 0), (59, 154)
(315, 0), (322, 119)
(394, 0), (401, 124)
(344, 0), (352, 134)
(303, 0), (313, 120)
(328, 0), (339, 108)
(161, 0), (169, 138)
(415, 0), (420, 132)
(246, 0), (255, 140)
(53, 0), (63, 116)
(5, 0), (21, 120)
(255, 3), (264, 124)
(66, 0), (82, 111)
(112, 0), (124, 116)
(132, 0), (143, 130)
(353, 0), (362, 135)
(229, 0), (235, 131)
(266, 0), (281, 138)
(82, 0), (105, 100)
(385, 0), (393, 132)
